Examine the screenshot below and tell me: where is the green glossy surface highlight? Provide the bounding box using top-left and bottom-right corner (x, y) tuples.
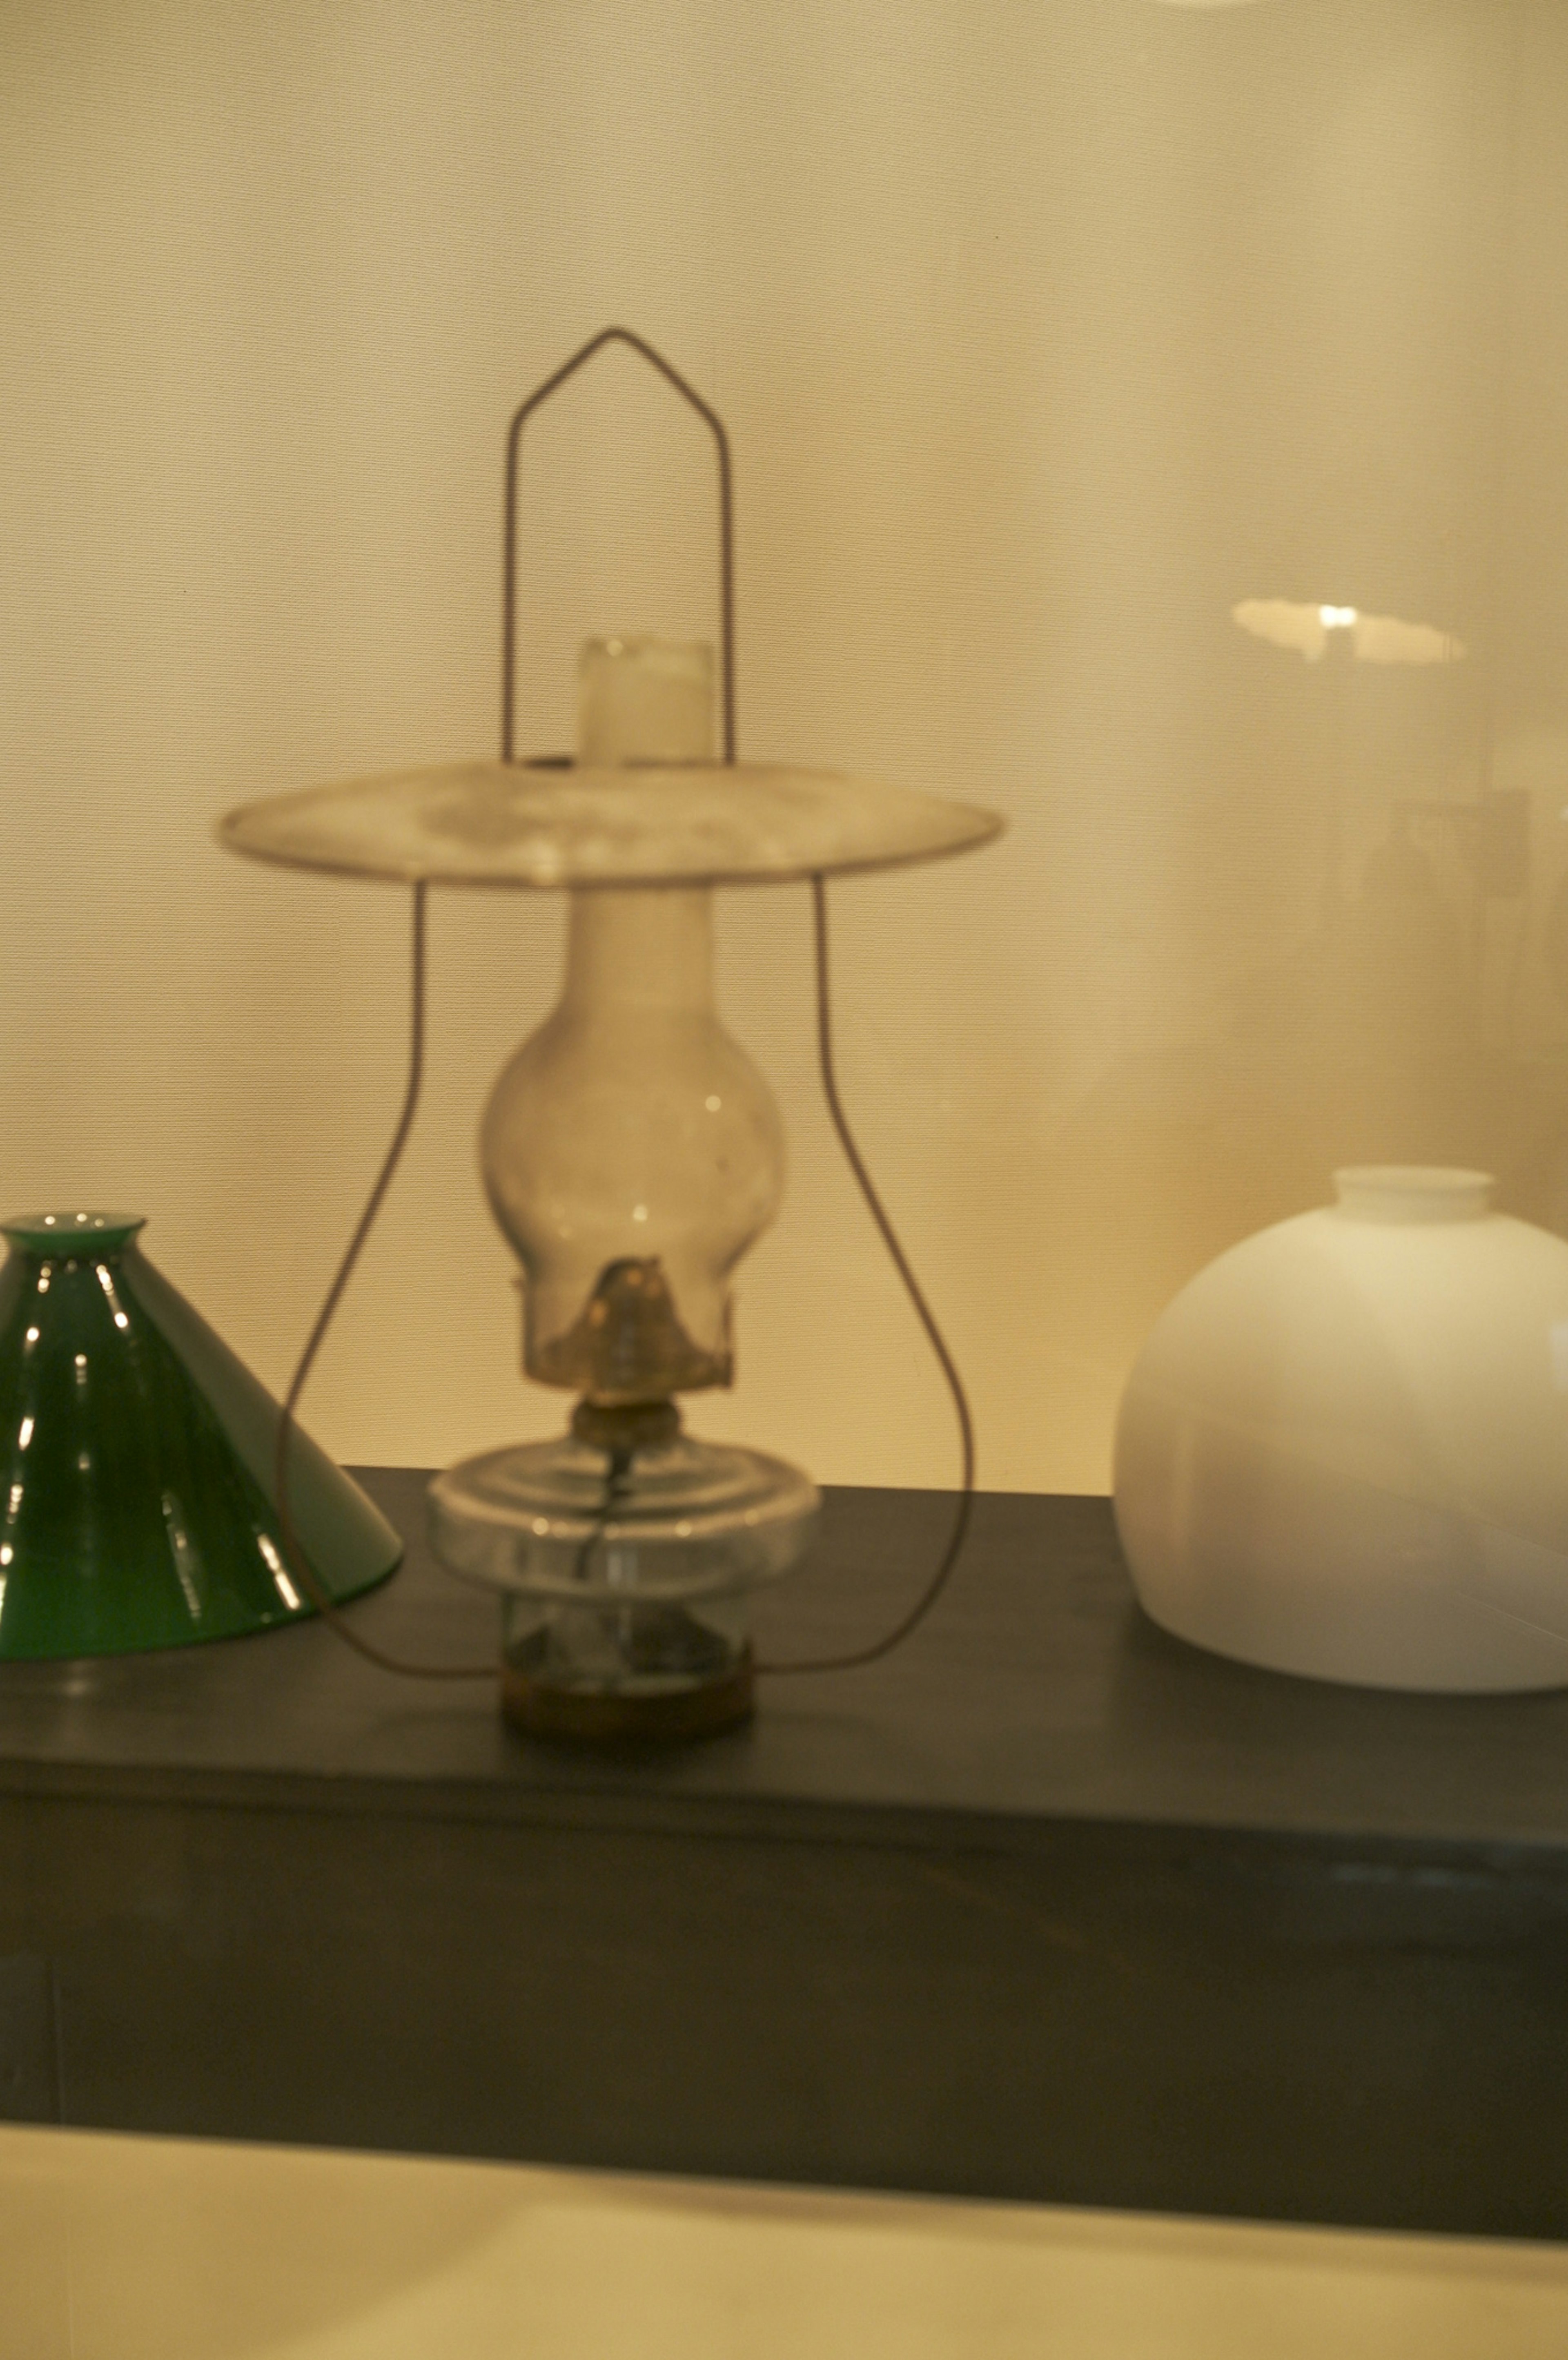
(1, 1212), (147, 1254)
(0, 1216), (400, 1660)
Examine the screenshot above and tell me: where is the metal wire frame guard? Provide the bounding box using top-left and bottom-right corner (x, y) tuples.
(271, 326), (976, 1685)
(272, 878), (974, 1681)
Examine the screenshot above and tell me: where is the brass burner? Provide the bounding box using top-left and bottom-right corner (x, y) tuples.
(530, 1256), (731, 1396)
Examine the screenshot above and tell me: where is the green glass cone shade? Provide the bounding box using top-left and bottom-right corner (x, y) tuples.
(0, 1213), (400, 1659)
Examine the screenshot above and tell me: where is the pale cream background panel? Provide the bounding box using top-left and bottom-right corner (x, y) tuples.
(2, 0), (1565, 1491)
(5, 2124), (1568, 2358)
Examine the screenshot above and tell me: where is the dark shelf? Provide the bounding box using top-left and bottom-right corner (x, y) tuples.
(0, 1472), (1565, 2239)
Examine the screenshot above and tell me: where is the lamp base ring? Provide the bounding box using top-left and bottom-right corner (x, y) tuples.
(499, 1647), (754, 1744)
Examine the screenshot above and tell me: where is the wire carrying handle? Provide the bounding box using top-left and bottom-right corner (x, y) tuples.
(501, 326), (736, 767)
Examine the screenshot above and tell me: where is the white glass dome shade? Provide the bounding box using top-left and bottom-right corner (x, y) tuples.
(1113, 1167), (1568, 1692)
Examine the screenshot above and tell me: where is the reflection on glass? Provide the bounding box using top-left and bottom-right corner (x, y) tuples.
(1233, 598), (1464, 667)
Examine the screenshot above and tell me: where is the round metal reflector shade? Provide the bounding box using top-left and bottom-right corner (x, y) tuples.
(218, 761), (1003, 890)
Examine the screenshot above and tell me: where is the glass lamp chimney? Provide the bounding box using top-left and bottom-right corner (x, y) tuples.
(479, 639), (785, 1401)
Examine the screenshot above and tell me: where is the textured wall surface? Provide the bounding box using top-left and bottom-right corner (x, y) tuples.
(2, 0), (1565, 1490)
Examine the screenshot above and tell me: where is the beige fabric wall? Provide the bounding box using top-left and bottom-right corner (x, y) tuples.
(2, 0), (1565, 1491)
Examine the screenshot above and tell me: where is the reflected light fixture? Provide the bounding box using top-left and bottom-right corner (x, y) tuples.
(1232, 593), (1470, 928)
(1232, 598), (1465, 667)
(220, 330), (1003, 1741)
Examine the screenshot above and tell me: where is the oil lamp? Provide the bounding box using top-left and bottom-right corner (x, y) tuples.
(220, 330), (1001, 1738)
